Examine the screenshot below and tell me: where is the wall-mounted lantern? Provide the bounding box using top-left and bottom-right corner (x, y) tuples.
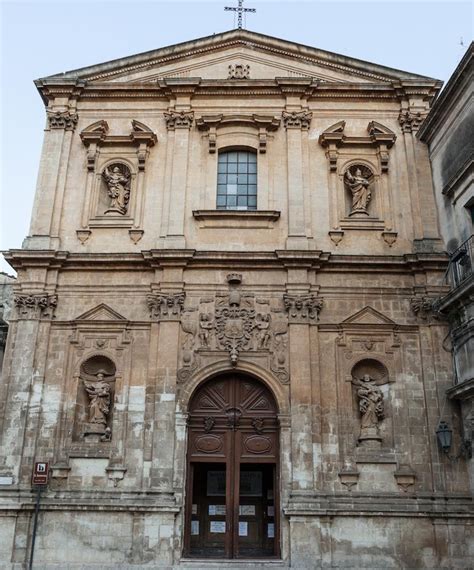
(436, 420), (472, 460)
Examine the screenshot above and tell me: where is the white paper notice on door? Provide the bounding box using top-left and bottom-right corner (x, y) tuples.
(192, 504), (198, 515)
(191, 521), (199, 535)
(210, 521), (226, 533)
(209, 505), (226, 516)
(238, 521), (248, 536)
(267, 505), (275, 517)
(239, 505), (255, 516)
(267, 523), (275, 538)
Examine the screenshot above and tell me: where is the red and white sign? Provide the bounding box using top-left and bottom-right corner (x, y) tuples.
(32, 462), (49, 485)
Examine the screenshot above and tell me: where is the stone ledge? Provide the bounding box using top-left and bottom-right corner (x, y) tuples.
(447, 377), (474, 400)
(192, 210), (281, 229)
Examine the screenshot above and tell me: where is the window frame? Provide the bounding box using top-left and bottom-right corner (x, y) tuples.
(216, 148), (258, 211)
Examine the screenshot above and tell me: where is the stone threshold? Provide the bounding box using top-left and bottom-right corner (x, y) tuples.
(179, 559), (287, 569)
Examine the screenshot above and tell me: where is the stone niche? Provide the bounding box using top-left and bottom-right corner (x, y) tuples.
(350, 358), (390, 449)
(78, 120), (156, 244)
(73, 354), (116, 443)
(334, 306), (402, 458)
(319, 120), (398, 246)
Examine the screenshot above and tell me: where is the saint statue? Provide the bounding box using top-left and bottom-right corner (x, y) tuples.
(353, 373), (384, 443)
(84, 373), (111, 425)
(345, 167), (372, 215)
(103, 164), (131, 215)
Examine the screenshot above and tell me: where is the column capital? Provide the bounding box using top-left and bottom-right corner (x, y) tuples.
(283, 293), (323, 323)
(147, 292), (185, 321)
(47, 110), (78, 131)
(14, 293), (57, 320)
(398, 109), (425, 133)
(164, 109), (194, 130)
(282, 110), (312, 130)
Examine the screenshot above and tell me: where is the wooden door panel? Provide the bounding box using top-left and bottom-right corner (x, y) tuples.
(185, 374), (280, 559)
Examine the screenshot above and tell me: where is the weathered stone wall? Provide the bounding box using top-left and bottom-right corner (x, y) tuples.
(1, 30), (472, 569)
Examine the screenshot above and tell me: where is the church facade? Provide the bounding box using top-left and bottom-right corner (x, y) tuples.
(1, 30), (472, 568)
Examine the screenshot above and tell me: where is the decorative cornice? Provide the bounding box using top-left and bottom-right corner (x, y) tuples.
(14, 293), (57, 320)
(319, 120), (396, 172)
(80, 120), (156, 171)
(47, 111), (78, 131)
(196, 113), (280, 152)
(53, 33), (429, 85)
(164, 109), (194, 130)
(282, 110), (312, 130)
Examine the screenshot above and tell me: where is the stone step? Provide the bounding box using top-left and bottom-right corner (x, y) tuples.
(178, 559), (288, 569)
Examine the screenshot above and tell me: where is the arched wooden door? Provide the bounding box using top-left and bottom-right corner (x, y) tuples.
(184, 374), (280, 559)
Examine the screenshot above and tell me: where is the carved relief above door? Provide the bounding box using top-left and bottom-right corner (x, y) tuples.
(177, 274), (290, 384)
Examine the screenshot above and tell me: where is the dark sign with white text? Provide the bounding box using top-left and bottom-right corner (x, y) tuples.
(32, 462), (49, 486)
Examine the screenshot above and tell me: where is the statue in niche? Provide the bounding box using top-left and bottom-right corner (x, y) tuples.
(84, 372), (111, 426)
(102, 163), (131, 215)
(353, 373), (384, 445)
(344, 166), (372, 216)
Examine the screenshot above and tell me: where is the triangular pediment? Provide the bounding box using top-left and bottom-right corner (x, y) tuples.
(38, 29), (437, 86)
(342, 306), (396, 326)
(75, 304), (127, 322)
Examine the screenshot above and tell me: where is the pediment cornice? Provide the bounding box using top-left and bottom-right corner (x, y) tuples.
(34, 30), (442, 105)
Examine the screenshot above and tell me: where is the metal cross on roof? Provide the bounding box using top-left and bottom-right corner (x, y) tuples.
(224, 0), (256, 30)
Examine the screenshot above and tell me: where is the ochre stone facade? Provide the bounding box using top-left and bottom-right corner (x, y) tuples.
(1, 30), (472, 568)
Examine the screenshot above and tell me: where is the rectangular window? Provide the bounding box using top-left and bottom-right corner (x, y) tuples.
(216, 150), (257, 210)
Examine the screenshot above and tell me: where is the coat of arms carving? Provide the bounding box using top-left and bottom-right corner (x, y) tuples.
(177, 275), (289, 383)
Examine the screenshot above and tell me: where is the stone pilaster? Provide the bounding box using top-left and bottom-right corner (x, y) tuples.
(147, 290), (185, 492)
(27, 110), (77, 249)
(161, 110), (194, 248)
(399, 109), (442, 249)
(282, 111), (312, 250)
(0, 294), (55, 483)
(284, 292), (323, 492)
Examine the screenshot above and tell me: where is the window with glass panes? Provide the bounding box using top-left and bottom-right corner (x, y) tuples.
(217, 150), (257, 210)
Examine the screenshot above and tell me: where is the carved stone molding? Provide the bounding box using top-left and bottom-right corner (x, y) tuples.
(282, 110), (312, 130)
(147, 293), (185, 321)
(196, 114), (280, 153)
(80, 120), (156, 172)
(338, 462), (360, 490)
(319, 120), (396, 172)
(14, 293), (57, 319)
(47, 110), (78, 131)
(410, 296), (441, 322)
(398, 110), (425, 133)
(164, 109), (194, 130)
(394, 464), (416, 492)
(283, 294), (323, 323)
(228, 63), (250, 79)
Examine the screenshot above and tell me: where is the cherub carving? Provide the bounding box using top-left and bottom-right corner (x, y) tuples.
(84, 373), (111, 425)
(344, 166), (372, 215)
(102, 164), (131, 215)
(255, 313), (271, 349)
(199, 313), (214, 348)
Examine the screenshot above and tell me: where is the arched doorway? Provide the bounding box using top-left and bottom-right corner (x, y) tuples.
(184, 373), (280, 559)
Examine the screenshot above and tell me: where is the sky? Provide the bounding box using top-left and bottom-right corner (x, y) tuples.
(0, 0), (472, 275)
